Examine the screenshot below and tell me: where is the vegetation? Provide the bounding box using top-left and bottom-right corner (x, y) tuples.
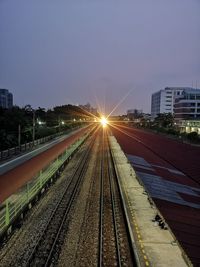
(186, 132), (199, 142)
(0, 104), (94, 150)
(153, 113), (174, 129)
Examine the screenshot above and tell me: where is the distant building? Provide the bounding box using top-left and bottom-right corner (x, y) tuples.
(174, 88), (200, 134)
(151, 87), (192, 119)
(151, 87), (200, 133)
(126, 109), (143, 123)
(127, 109), (143, 119)
(0, 89), (13, 109)
(142, 113), (151, 120)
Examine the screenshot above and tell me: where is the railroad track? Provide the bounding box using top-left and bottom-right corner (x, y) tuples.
(24, 132), (97, 267)
(0, 127), (138, 267)
(99, 129), (136, 267)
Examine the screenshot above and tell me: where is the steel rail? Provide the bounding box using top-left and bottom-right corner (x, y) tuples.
(98, 130), (125, 266)
(98, 129), (104, 267)
(44, 155), (89, 267)
(106, 144), (122, 267)
(25, 133), (96, 267)
(108, 133), (140, 267)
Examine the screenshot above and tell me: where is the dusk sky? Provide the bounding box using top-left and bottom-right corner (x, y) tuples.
(0, 0), (199, 115)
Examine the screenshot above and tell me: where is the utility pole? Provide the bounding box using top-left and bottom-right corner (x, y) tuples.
(58, 115), (60, 132)
(32, 110), (35, 144)
(18, 124), (21, 149)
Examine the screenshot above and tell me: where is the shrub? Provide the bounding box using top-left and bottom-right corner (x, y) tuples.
(36, 127), (57, 139)
(166, 128), (179, 135)
(186, 131), (199, 142)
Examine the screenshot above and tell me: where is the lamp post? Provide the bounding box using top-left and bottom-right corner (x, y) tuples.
(18, 124), (21, 148)
(32, 110), (35, 144)
(59, 120), (65, 132)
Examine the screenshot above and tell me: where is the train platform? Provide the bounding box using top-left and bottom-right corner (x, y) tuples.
(109, 135), (189, 267)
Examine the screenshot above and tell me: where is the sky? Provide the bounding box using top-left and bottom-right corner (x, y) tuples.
(0, 0), (200, 115)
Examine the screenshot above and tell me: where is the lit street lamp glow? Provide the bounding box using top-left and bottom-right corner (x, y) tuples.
(100, 117), (108, 127)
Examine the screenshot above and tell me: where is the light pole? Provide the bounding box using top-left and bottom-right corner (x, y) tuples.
(32, 110), (35, 144)
(18, 124), (21, 148)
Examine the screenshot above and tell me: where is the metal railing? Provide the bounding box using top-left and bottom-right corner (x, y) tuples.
(0, 132), (89, 238)
(0, 127), (81, 162)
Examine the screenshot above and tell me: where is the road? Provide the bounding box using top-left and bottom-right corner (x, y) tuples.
(0, 126), (91, 203)
(0, 127), (88, 175)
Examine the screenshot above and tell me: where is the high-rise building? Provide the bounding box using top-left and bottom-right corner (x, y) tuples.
(0, 89), (13, 109)
(151, 87), (193, 119)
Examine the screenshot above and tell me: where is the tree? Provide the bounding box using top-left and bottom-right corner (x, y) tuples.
(0, 106), (30, 149)
(0, 103), (91, 150)
(154, 113), (174, 129)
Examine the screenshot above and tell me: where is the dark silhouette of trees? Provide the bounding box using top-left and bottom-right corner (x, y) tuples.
(0, 104), (91, 150)
(154, 113), (174, 129)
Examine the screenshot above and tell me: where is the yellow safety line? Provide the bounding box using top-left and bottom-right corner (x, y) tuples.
(126, 194), (151, 267)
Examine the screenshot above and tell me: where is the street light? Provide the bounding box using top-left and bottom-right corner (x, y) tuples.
(32, 110), (36, 144)
(18, 124), (21, 148)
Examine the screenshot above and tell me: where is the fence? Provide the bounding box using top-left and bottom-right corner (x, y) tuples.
(0, 131), (89, 238)
(0, 128), (79, 161)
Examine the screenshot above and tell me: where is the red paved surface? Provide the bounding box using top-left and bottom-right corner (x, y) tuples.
(111, 124), (200, 266)
(0, 127), (90, 203)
